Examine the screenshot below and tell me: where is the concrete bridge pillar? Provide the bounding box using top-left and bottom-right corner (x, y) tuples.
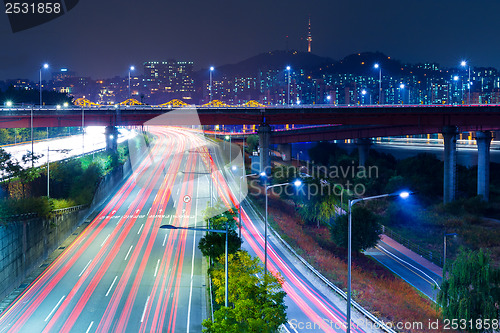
(356, 138), (372, 167)
(105, 126), (118, 152)
(258, 124), (272, 176)
(277, 143), (292, 162)
(476, 131), (493, 201)
(442, 126), (458, 203)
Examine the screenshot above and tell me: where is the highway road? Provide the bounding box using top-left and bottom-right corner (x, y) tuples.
(0, 127), (211, 332)
(0, 126), (385, 332)
(365, 242), (442, 301)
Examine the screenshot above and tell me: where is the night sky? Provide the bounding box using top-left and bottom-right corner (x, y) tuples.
(2, 0), (500, 81)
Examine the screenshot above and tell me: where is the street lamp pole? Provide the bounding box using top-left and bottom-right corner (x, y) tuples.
(443, 233), (458, 274)
(209, 66), (214, 102)
(31, 105), (34, 167)
(128, 66), (135, 99)
(374, 63), (382, 104)
(264, 180), (302, 276)
(347, 191), (411, 332)
(239, 173), (258, 238)
(160, 224), (229, 307)
(461, 61), (471, 105)
(286, 66), (291, 105)
(39, 63), (48, 109)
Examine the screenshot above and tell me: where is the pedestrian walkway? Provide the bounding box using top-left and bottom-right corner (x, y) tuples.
(380, 234), (443, 278)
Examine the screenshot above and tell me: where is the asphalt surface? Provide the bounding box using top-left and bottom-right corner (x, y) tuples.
(1, 127), (388, 333)
(365, 241), (442, 302)
(0, 127), (209, 332)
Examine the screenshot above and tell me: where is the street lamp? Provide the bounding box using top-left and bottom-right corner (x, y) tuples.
(460, 61), (471, 105)
(443, 232), (458, 274)
(399, 84), (405, 104)
(160, 224), (229, 307)
(209, 66), (214, 102)
(346, 190), (411, 332)
(239, 173), (259, 238)
(374, 63), (382, 104)
(264, 179), (302, 276)
(326, 95), (331, 104)
(40, 63), (49, 108)
(286, 66), (291, 105)
(128, 66), (135, 99)
(225, 134), (231, 163)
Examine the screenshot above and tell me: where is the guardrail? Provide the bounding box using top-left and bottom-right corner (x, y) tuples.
(381, 224), (443, 267)
(244, 198), (397, 333)
(52, 204), (89, 216)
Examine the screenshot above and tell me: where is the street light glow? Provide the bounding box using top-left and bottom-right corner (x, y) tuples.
(260, 171), (266, 177)
(453, 75), (459, 81)
(6, 101), (12, 107)
(130, 66), (135, 71)
(399, 191), (410, 199)
(286, 66), (291, 71)
(400, 84), (405, 89)
(362, 89), (367, 95)
(374, 63), (379, 69)
(293, 179), (302, 187)
(43, 63), (49, 69)
(461, 61), (467, 67)
(210, 66), (214, 71)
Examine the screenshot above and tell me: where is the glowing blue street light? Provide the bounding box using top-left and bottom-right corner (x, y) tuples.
(346, 190), (412, 332)
(209, 66), (215, 102)
(374, 63), (382, 104)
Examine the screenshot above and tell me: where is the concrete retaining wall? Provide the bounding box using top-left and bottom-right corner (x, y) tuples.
(0, 158), (132, 301)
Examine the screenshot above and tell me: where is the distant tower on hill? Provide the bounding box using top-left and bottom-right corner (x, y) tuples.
(307, 17), (312, 53)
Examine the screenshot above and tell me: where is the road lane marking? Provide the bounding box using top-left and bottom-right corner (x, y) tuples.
(154, 259), (160, 277)
(105, 276), (118, 296)
(79, 260), (92, 277)
(187, 171), (200, 333)
(85, 321), (94, 333)
(287, 321), (298, 333)
(162, 232), (168, 246)
(44, 295), (65, 321)
(138, 223), (144, 234)
(140, 296), (150, 323)
(124, 245), (133, 261)
(375, 245), (441, 289)
(100, 234), (110, 247)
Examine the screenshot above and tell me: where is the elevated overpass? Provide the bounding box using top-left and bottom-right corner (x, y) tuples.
(1, 104), (500, 203)
(1, 104), (500, 128)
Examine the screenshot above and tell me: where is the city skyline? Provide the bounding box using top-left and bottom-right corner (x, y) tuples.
(1, 0), (500, 81)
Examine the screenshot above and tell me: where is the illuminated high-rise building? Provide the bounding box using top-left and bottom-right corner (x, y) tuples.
(143, 60), (194, 99)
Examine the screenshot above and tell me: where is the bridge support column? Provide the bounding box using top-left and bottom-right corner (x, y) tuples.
(277, 143), (292, 162)
(476, 131), (492, 201)
(442, 126), (458, 203)
(105, 126), (118, 152)
(258, 124), (272, 176)
(356, 138), (372, 167)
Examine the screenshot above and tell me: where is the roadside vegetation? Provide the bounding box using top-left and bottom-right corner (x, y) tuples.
(0, 143), (129, 222)
(199, 204), (287, 333)
(244, 139), (500, 332)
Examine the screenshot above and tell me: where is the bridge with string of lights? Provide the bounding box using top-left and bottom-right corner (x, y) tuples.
(1, 97), (500, 203)
(1, 97), (500, 132)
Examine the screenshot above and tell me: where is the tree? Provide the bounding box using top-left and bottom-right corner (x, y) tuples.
(330, 205), (381, 253)
(246, 135), (259, 153)
(437, 248), (500, 333)
(198, 204), (242, 259)
(202, 251), (287, 333)
(16, 151), (43, 198)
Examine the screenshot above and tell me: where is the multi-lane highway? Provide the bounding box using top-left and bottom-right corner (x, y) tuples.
(0, 127), (212, 332)
(0, 126), (384, 332)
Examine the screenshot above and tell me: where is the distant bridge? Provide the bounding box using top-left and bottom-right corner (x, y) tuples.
(1, 104), (500, 131)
